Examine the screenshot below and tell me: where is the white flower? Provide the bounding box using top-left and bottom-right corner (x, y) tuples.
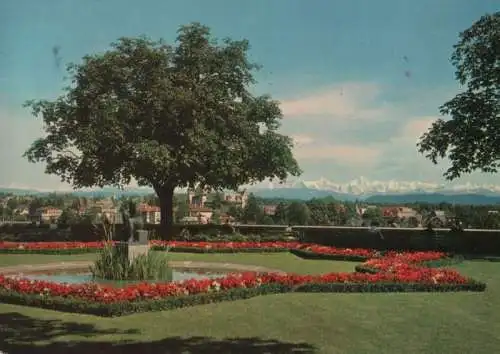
(211, 281), (221, 291)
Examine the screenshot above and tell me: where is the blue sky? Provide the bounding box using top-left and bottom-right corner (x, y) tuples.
(0, 0), (498, 191)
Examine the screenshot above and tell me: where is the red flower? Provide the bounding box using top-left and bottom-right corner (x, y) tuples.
(0, 241), (474, 303)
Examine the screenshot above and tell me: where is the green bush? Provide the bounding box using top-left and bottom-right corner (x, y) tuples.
(0, 281), (485, 317)
(4, 223), (500, 256)
(289, 249), (370, 262)
(172, 229), (297, 243)
(152, 246), (290, 253)
(89, 244), (172, 281)
(294, 227), (500, 256)
(0, 248), (99, 255)
(0, 243), (487, 317)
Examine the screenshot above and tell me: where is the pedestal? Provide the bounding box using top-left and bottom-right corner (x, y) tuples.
(128, 229), (150, 263)
(137, 230), (149, 245)
(114, 239), (150, 265)
(128, 244), (150, 263)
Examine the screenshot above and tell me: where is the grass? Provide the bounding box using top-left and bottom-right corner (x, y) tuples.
(0, 251), (355, 273)
(0, 252), (499, 353)
(0, 253), (97, 267)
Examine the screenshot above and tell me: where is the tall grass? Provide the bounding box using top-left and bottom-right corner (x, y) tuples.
(89, 244), (172, 281)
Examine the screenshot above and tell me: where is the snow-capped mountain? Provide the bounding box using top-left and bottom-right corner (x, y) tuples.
(248, 176), (500, 196)
(2, 176), (500, 205)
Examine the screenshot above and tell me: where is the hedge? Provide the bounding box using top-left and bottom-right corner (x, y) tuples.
(3, 223), (500, 255)
(288, 249), (370, 262)
(0, 281), (486, 317)
(0, 248), (101, 255)
(0, 241), (488, 316)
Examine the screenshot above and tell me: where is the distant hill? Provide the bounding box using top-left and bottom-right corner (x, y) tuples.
(253, 188), (500, 205)
(0, 187), (155, 198)
(3, 185), (500, 206)
(364, 193), (500, 205)
(71, 188), (154, 198)
(251, 188), (358, 201)
(0, 188), (43, 196)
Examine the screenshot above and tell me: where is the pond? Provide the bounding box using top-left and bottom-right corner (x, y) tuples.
(20, 268), (227, 287)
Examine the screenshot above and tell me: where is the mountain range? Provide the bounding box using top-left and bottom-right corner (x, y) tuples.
(248, 177), (500, 204)
(2, 176), (500, 205)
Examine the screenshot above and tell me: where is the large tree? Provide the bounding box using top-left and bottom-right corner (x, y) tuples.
(23, 23), (301, 234)
(418, 12), (499, 180)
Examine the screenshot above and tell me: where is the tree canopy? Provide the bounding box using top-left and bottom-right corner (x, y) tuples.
(23, 23), (301, 231)
(418, 12), (500, 180)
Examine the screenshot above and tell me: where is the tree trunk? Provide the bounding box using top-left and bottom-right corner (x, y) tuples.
(155, 184), (175, 240)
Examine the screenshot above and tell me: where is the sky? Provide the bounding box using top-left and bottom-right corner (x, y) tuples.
(0, 0), (499, 191)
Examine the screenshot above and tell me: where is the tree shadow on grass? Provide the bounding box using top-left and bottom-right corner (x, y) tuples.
(0, 312), (316, 353)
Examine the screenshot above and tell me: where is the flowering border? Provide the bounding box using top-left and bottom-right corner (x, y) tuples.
(0, 241), (486, 316)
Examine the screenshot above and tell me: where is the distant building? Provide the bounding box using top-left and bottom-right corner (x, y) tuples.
(335, 204), (347, 213)
(84, 199), (122, 224)
(101, 207), (123, 224)
(32, 207), (63, 223)
(381, 206), (419, 220)
(14, 206), (30, 216)
(398, 207), (418, 219)
(263, 205), (277, 216)
(381, 207), (399, 218)
(137, 203), (161, 224)
(219, 213), (234, 224)
(179, 216), (199, 224)
(188, 206), (213, 224)
(356, 205), (377, 217)
(223, 190), (249, 209)
(187, 188), (208, 208)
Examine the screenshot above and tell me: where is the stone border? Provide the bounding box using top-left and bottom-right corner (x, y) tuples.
(0, 261), (286, 276)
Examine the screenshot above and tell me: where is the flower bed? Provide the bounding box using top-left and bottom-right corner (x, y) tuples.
(0, 241), (114, 254)
(0, 241), (377, 260)
(0, 241), (486, 316)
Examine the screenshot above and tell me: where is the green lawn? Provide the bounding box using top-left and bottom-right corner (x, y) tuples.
(0, 252), (499, 353)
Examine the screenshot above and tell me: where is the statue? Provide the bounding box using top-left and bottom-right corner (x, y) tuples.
(121, 207), (145, 244)
(121, 208), (134, 243)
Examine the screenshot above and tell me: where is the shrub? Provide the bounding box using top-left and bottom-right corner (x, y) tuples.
(89, 244), (172, 281)
(0, 241), (488, 317)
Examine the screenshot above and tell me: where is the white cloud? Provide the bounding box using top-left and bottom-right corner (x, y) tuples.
(293, 142), (381, 167)
(0, 106), (73, 191)
(400, 117), (436, 141)
(280, 83), (463, 183)
(2, 81), (499, 190)
(280, 82), (388, 121)
(291, 134), (314, 146)
(372, 116), (449, 180)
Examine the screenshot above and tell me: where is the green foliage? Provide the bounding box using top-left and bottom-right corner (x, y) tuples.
(418, 12), (500, 180)
(289, 249), (371, 262)
(210, 210), (221, 224)
(273, 202), (289, 224)
(57, 208), (79, 226)
(242, 193), (263, 223)
(89, 244), (172, 281)
(0, 276), (485, 317)
(361, 207), (384, 226)
(174, 196), (190, 222)
(259, 215), (275, 225)
(287, 202), (311, 225)
(306, 199), (332, 225)
(120, 199), (138, 218)
(226, 205), (243, 220)
(23, 23), (301, 229)
(155, 246), (290, 254)
(0, 248), (99, 255)
(172, 229), (297, 242)
(208, 192), (224, 210)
